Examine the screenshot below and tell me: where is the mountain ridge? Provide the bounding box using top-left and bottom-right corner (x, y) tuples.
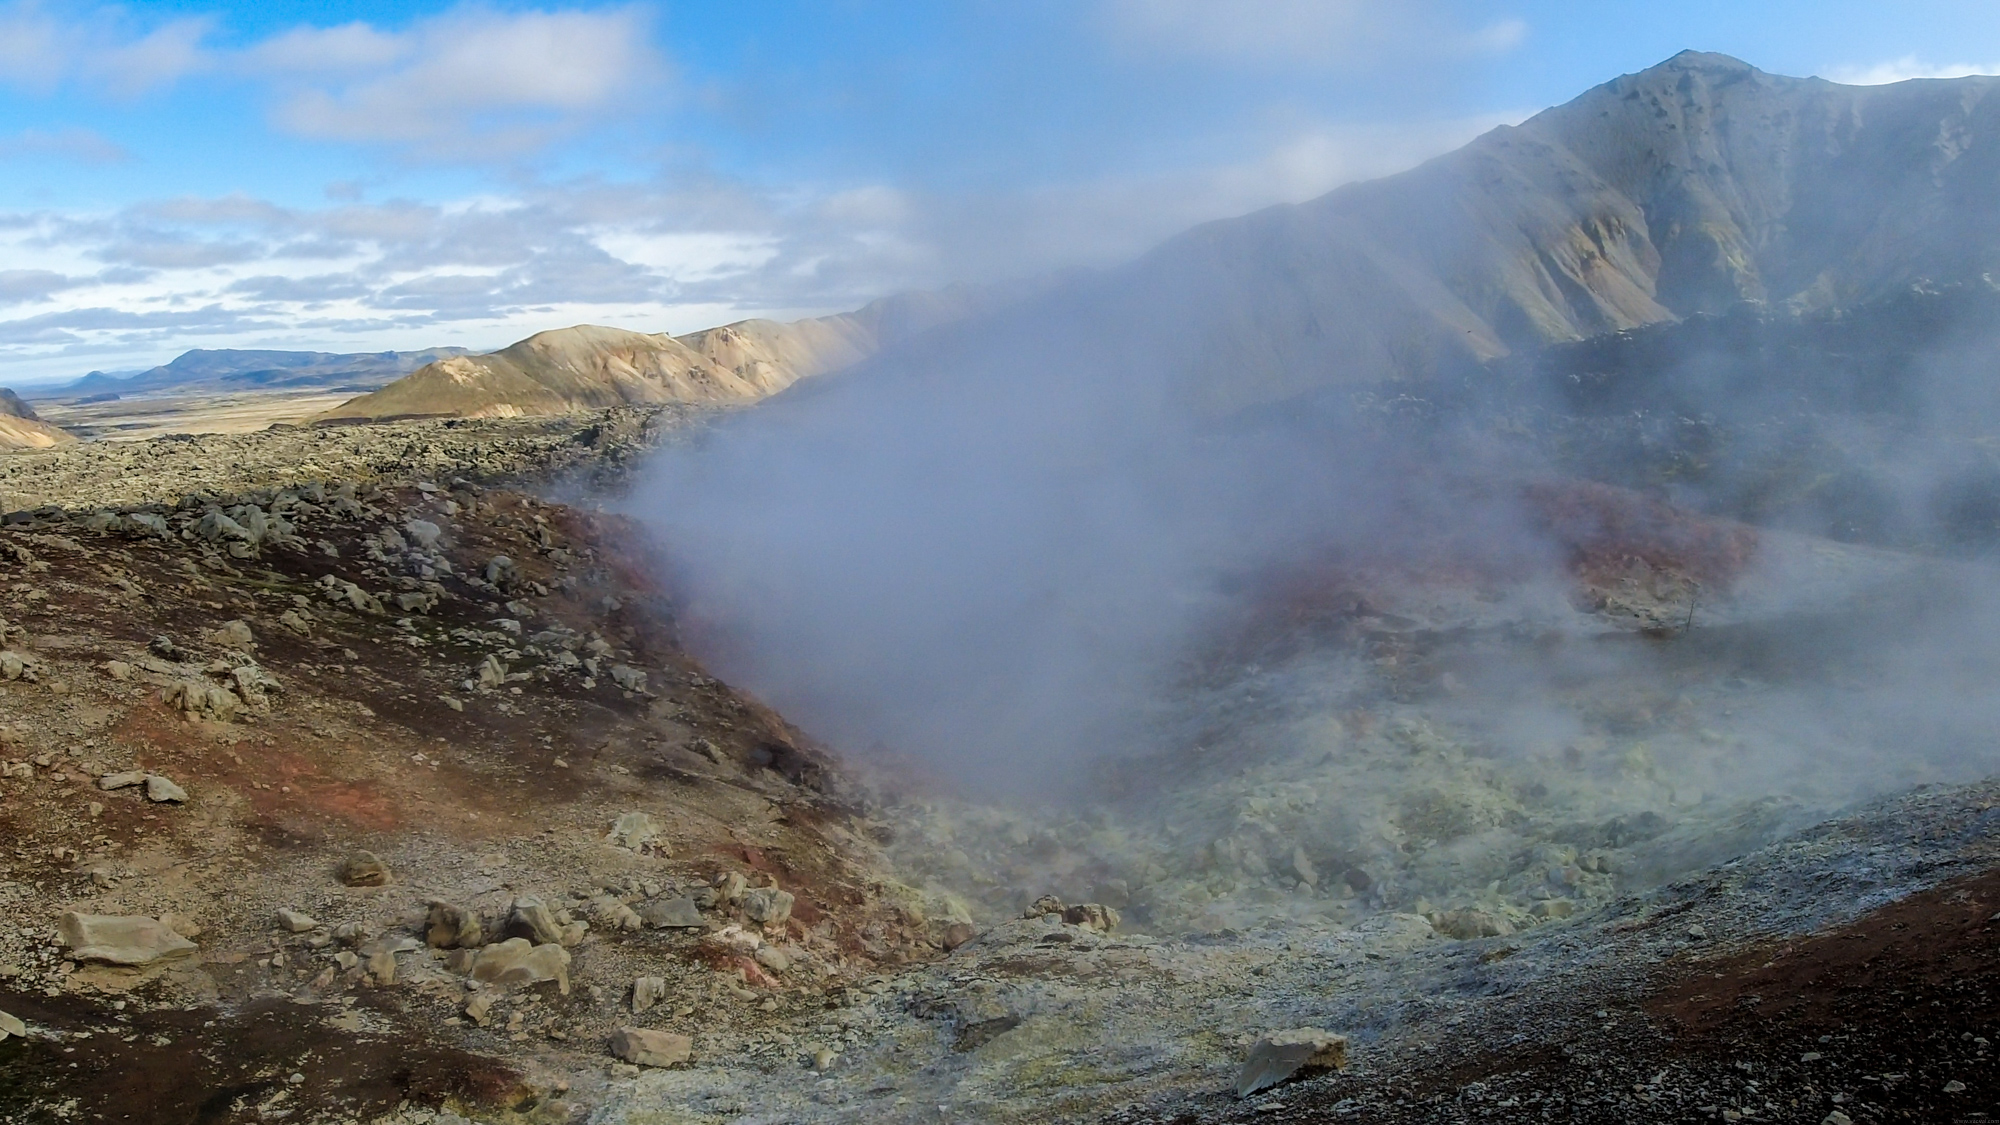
(313, 284), (1023, 422)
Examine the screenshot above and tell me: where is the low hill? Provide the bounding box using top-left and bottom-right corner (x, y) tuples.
(314, 286), (1010, 423)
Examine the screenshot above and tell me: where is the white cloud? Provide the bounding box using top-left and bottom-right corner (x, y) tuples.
(1825, 57), (2000, 85)
(0, 2), (209, 98)
(255, 6), (664, 152)
(1099, 0), (1525, 63)
(0, 106), (1511, 382)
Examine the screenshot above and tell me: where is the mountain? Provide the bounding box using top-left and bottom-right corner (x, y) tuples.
(314, 284), (1027, 423)
(0, 386), (75, 448)
(1083, 50), (2000, 413)
(62, 347), (472, 398)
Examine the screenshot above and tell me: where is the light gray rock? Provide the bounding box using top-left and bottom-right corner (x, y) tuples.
(606, 811), (659, 850)
(638, 897), (703, 929)
(1236, 1029), (1348, 1097)
(98, 770), (147, 791)
(145, 774), (188, 803)
(404, 519), (442, 549)
(476, 654), (506, 688)
(0, 1008), (24, 1039)
(58, 912), (198, 965)
(209, 619), (255, 650)
(632, 975), (667, 1014)
(507, 897), (564, 945)
(609, 1027), (691, 1068)
(276, 908), (318, 933)
(741, 886), (793, 926)
(609, 664), (648, 692)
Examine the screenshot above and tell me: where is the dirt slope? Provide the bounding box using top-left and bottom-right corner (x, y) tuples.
(0, 389), (75, 450)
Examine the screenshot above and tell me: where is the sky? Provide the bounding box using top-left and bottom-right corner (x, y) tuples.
(0, 1), (1997, 385)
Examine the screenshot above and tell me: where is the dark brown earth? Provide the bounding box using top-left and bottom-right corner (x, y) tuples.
(1119, 868), (2000, 1124)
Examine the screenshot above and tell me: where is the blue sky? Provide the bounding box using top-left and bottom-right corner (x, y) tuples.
(1, 0), (1997, 384)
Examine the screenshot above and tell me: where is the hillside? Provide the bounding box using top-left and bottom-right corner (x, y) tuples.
(0, 387), (74, 450)
(316, 286), (1006, 423)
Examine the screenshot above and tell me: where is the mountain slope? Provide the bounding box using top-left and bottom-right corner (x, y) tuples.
(316, 286), (1009, 422)
(1109, 50), (2000, 412)
(0, 386), (74, 449)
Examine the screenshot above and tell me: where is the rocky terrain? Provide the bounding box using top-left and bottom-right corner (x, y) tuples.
(0, 405), (984, 1124)
(6, 48), (2000, 1125)
(0, 406), (1991, 1124)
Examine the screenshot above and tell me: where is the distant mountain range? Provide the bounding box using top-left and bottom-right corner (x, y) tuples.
(56, 347), (473, 399)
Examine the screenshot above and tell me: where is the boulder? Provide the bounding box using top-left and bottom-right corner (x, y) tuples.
(469, 937), (571, 994)
(337, 851), (393, 887)
(741, 887), (794, 927)
(97, 771), (147, 791)
(1236, 1028), (1349, 1097)
(1431, 908), (1514, 940)
(425, 901), (484, 949)
(58, 912), (198, 965)
(145, 774), (188, 803)
(0, 1008), (24, 1040)
(209, 620), (255, 650)
(1061, 903), (1120, 933)
(275, 908), (319, 933)
(638, 897), (703, 929)
(631, 975), (667, 1014)
(609, 1027), (691, 1068)
(605, 811), (660, 850)
(506, 897), (564, 945)
(1024, 894), (1065, 919)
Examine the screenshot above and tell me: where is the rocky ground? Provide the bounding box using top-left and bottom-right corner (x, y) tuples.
(1, 408), (1997, 1124)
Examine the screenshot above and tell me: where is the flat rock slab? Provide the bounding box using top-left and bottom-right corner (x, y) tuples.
(638, 897), (703, 928)
(58, 913), (198, 966)
(1236, 1028), (1348, 1097)
(610, 1027), (691, 1068)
